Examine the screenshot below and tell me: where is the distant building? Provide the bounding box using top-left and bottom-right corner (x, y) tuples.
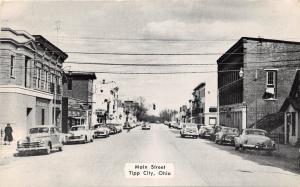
(178, 105), (188, 123)
(0, 27), (68, 139)
(217, 37), (300, 131)
(192, 83), (217, 126)
(280, 70), (300, 145)
(61, 72), (96, 133)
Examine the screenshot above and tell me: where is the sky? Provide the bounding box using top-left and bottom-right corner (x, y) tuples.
(1, 0), (300, 115)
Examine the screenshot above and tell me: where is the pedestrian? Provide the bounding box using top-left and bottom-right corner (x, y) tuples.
(4, 123), (13, 145)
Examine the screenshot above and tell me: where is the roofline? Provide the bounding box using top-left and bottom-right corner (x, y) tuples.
(193, 82), (206, 91)
(33, 35), (68, 60)
(1, 27), (34, 40)
(65, 72), (97, 80)
(217, 37), (300, 64)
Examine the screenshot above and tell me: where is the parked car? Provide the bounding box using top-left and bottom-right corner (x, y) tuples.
(93, 124), (110, 138)
(199, 125), (214, 139)
(106, 123), (118, 135)
(17, 126), (63, 156)
(210, 125), (224, 141)
(114, 124), (123, 133)
(234, 129), (276, 151)
(142, 122), (151, 130)
(215, 127), (239, 145)
(180, 123), (198, 138)
(66, 125), (94, 143)
(164, 121), (170, 126)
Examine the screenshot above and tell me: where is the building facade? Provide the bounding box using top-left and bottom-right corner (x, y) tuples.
(0, 27), (68, 139)
(192, 83), (217, 126)
(217, 37), (300, 131)
(62, 72), (96, 133)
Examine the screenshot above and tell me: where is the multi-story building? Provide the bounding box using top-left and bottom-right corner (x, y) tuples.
(92, 80), (121, 125)
(61, 72), (96, 133)
(0, 27), (68, 139)
(178, 105), (188, 123)
(217, 37), (300, 131)
(192, 83), (217, 126)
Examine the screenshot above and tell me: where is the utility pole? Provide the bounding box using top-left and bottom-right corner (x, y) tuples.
(55, 20), (61, 46)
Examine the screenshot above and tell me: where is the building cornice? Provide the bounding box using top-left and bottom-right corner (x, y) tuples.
(0, 85), (54, 100)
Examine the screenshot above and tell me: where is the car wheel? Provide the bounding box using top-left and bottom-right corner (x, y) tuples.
(219, 140), (223, 145)
(45, 143), (51, 155)
(58, 146), (63, 152)
(84, 136), (88, 144)
(234, 144), (239, 151)
(181, 134), (185, 138)
(215, 139), (218, 144)
(240, 145), (244, 151)
(90, 138), (93, 142)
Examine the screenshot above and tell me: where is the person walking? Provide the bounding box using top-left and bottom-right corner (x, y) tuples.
(4, 123), (13, 145)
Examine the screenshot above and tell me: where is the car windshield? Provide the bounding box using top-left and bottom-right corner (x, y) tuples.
(29, 127), (49, 134)
(222, 128), (238, 133)
(245, 130), (266, 136)
(94, 125), (106, 129)
(71, 126), (85, 131)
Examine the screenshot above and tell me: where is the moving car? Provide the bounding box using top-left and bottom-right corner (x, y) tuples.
(180, 123), (198, 138)
(17, 126), (63, 155)
(234, 129), (276, 151)
(66, 125), (94, 143)
(142, 122), (151, 130)
(215, 127), (239, 145)
(123, 122), (132, 129)
(93, 124), (110, 138)
(199, 125), (213, 139)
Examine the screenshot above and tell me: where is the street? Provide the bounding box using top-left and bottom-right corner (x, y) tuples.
(0, 124), (300, 187)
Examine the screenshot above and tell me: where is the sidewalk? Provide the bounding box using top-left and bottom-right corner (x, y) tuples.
(273, 143), (299, 159)
(0, 141), (17, 165)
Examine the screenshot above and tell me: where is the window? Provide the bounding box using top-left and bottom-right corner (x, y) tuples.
(50, 127), (55, 134)
(10, 55), (14, 77)
(41, 109), (45, 125)
(263, 70), (277, 99)
(24, 57), (28, 87)
(37, 68), (41, 88)
(291, 112), (296, 136)
(68, 78), (72, 90)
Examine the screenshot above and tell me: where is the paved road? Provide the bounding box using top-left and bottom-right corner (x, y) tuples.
(1, 124), (300, 187)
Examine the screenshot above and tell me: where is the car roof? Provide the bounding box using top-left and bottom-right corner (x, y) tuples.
(245, 128), (267, 132)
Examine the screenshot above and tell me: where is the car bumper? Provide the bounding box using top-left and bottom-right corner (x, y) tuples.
(243, 144), (275, 150)
(66, 137), (85, 143)
(17, 146), (47, 152)
(182, 133), (198, 136)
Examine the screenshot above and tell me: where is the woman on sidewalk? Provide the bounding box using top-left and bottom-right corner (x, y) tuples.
(4, 123), (13, 145)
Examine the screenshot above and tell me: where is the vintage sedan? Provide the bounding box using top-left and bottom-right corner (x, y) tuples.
(17, 126), (63, 155)
(199, 125), (213, 139)
(180, 123), (198, 138)
(93, 124), (110, 138)
(106, 123), (118, 135)
(234, 129), (276, 151)
(141, 122), (151, 130)
(66, 125), (94, 143)
(215, 127), (239, 145)
(114, 124), (123, 133)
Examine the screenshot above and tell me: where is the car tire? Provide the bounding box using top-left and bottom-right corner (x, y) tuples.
(219, 140), (223, 145)
(90, 138), (93, 142)
(84, 136), (88, 144)
(234, 144), (239, 151)
(240, 145), (244, 151)
(45, 143), (51, 155)
(181, 134), (185, 138)
(58, 146), (63, 152)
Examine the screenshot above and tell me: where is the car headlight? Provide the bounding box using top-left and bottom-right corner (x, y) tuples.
(80, 135), (84, 138)
(39, 140), (45, 144)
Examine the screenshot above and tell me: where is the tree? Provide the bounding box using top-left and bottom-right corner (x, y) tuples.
(159, 109), (178, 122)
(133, 97), (148, 121)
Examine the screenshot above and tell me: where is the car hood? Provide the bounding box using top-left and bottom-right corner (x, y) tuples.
(223, 133), (239, 137)
(69, 131), (85, 136)
(19, 134), (49, 143)
(95, 127), (108, 132)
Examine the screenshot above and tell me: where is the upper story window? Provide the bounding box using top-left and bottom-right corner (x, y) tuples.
(263, 70), (277, 99)
(10, 55), (14, 78)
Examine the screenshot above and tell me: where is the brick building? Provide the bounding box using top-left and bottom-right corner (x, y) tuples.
(217, 37), (300, 131)
(0, 27), (68, 139)
(61, 72), (96, 133)
(192, 83), (217, 126)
